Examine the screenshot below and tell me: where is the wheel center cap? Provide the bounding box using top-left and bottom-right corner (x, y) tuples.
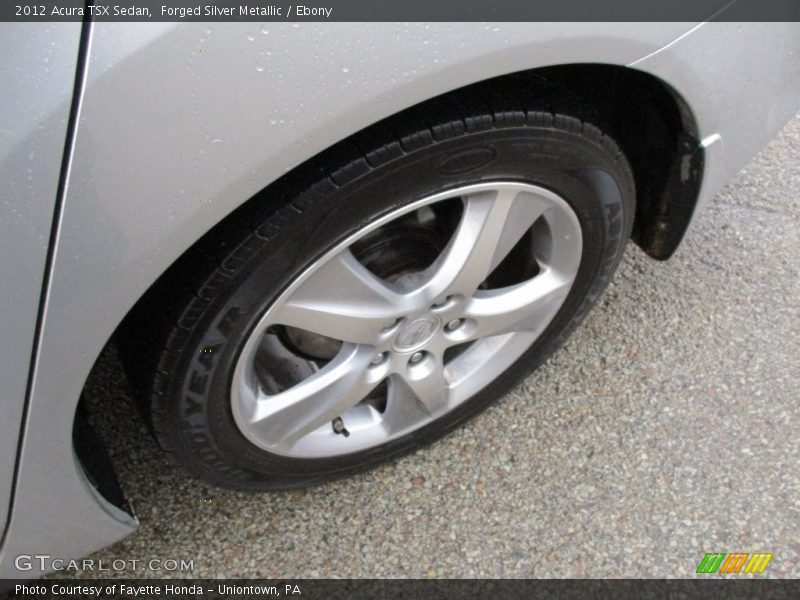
(393, 316), (440, 352)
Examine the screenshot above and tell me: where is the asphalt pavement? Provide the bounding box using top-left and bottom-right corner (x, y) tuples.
(67, 114), (799, 579)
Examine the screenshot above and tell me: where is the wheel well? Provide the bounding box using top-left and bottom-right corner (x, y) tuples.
(84, 63), (701, 481)
(532, 64), (702, 260)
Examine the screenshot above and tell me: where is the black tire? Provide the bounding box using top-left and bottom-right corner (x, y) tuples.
(148, 108), (635, 490)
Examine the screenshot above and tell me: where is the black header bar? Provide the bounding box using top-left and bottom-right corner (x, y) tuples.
(2, 0), (800, 22)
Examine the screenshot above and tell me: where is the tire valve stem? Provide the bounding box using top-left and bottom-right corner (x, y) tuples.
(332, 417), (350, 437)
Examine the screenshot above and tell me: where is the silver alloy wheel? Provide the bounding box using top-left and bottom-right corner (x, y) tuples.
(231, 182), (582, 458)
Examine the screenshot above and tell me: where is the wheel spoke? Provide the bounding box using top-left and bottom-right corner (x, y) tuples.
(465, 269), (573, 339)
(382, 354), (449, 434)
(247, 343), (378, 450)
(418, 188), (548, 301)
(272, 249), (403, 344)
(486, 191), (551, 274)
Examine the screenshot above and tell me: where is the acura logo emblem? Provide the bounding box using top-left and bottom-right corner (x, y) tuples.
(394, 317), (439, 350)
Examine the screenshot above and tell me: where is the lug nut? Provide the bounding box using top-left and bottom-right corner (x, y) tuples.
(382, 318), (403, 333)
(431, 296), (452, 310)
(409, 351), (425, 364)
(371, 352), (386, 365)
(446, 319), (463, 331)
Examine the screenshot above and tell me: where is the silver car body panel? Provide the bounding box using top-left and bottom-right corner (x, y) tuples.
(1, 21), (798, 577)
(631, 22), (800, 220)
(0, 22), (82, 541)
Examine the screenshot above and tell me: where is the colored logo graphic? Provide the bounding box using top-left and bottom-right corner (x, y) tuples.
(696, 552), (773, 574)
